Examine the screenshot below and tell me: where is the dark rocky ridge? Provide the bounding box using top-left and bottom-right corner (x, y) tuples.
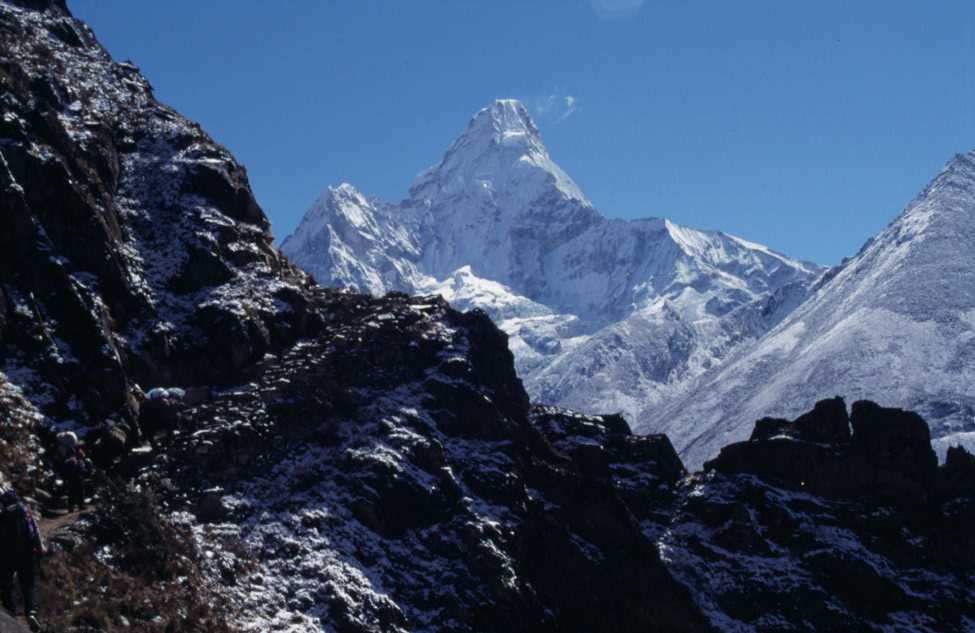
(0, 1), (972, 632)
(708, 397), (941, 502)
(146, 291), (707, 632)
(0, 0), (310, 430)
(674, 399), (975, 630)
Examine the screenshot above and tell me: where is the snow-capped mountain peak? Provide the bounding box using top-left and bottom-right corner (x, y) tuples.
(410, 98), (590, 207)
(868, 150), (975, 249)
(931, 149), (975, 191)
(283, 99), (822, 439)
(318, 183), (372, 224)
(468, 98), (542, 146)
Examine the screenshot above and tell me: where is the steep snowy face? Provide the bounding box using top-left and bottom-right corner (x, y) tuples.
(410, 98), (589, 210)
(654, 150), (975, 468)
(280, 183), (421, 296)
(282, 100), (822, 425)
(409, 99), (601, 296)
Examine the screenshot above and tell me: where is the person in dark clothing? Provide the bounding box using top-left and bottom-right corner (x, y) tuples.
(0, 489), (44, 632)
(62, 446), (92, 511)
(53, 432), (93, 511)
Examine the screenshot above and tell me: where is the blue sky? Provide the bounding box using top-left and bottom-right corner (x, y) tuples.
(73, 1), (975, 265)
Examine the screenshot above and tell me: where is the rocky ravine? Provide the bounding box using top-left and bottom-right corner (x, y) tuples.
(0, 2), (973, 633)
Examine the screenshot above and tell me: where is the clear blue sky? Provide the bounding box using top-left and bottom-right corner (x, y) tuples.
(73, 0), (975, 265)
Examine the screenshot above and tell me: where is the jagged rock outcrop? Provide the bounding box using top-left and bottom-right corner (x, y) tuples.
(706, 398), (940, 502)
(938, 444), (975, 499)
(662, 399), (975, 631)
(526, 398), (975, 631)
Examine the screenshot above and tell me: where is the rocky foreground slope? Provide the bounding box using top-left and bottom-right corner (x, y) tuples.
(0, 2), (973, 632)
(157, 302), (975, 632)
(0, 0), (309, 429)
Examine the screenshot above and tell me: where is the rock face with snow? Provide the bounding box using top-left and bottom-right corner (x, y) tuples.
(157, 291), (710, 633)
(164, 327), (975, 631)
(659, 399), (975, 632)
(0, 0), (311, 430)
(654, 150), (975, 468)
(281, 99), (822, 427)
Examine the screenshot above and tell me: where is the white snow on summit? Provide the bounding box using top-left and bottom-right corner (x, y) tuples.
(281, 99), (822, 436)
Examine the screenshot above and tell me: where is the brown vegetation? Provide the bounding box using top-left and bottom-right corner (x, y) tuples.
(36, 480), (243, 633)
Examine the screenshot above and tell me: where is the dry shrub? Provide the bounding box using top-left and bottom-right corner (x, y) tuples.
(37, 479), (242, 633)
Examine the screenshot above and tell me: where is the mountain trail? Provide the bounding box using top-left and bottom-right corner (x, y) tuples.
(37, 507), (90, 540)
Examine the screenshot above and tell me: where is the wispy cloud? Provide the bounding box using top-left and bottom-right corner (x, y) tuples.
(533, 93), (579, 125)
(590, 0), (645, 19)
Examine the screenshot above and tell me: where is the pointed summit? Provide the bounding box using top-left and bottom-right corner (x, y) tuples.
(282, 98), (820, 452)
(916, 149), (975, 205)
(410, 99), (588, 205)
(466, 99), (542, 147)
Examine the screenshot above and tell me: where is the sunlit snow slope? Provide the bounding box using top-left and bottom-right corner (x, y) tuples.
(655, 151), (975, 468)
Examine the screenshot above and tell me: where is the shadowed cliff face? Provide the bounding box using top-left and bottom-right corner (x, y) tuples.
(1, 3), (973, 633)
(0, 0), (311, 428)
(147, 291), (708, 632)
(674, 399), (975, 631)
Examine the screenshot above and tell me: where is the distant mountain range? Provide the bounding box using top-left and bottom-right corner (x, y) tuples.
(283, 99), (975, 467)
(281, 100), (823, 464)
(656, 150), (975, 467)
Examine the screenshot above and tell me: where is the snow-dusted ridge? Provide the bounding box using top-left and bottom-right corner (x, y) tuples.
(655, 150), (975, 467)
(282, 99), (823, 435)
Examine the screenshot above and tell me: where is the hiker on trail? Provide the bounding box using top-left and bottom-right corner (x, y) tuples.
(0, 489), (45, 632)
(63, 444), (92, 512)
(54, 430), (77, 463)
(55, 431), (92, 511)
(140, 387), (185, 450)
